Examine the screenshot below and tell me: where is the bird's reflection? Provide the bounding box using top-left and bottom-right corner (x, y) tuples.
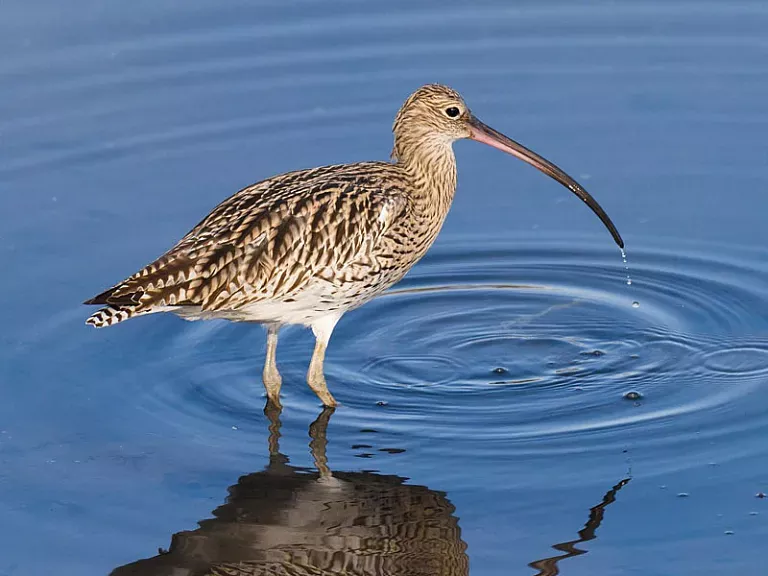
(528, 477), (631, 576)
(111, 404), (469, 576)
(111, 404), (630, 576)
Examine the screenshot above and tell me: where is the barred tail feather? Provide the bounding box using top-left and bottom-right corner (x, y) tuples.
(85, 305), (136, 328)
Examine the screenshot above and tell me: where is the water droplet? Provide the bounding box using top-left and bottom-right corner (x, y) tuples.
(620, 248), (632, 286)
(624, 391), (643, 401)
(677, 492), (690, 498)
(632, 301), (640, 308)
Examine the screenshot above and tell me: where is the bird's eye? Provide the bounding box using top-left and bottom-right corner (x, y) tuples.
(445, 106), (461, 118)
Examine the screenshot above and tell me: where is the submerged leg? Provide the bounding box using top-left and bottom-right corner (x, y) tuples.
(262, 325), (283, 408)
(307, 314), (341, 407)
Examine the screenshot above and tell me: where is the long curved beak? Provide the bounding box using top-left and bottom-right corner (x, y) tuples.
(468, 115), (624, 249)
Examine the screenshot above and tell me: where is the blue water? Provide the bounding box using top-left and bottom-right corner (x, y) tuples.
(2, 1), (768, 574)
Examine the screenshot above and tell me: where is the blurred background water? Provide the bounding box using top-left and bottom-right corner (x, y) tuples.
(1, 1), (767, 574)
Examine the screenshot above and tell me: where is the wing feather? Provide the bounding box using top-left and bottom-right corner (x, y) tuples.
(85, 162), (410, 323)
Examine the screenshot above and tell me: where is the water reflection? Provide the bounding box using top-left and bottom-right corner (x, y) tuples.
(110, 401), (631, 576)
(111, 405), (469, 576)
(528, 478), (631, 576)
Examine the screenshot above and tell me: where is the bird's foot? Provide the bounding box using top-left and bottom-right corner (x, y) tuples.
(307, 373), (337, 408)
(262, 368), (283, 409)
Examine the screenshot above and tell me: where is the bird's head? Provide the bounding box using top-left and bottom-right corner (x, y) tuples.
(392, 83), (624, 249)
(392, 83), (472, 144)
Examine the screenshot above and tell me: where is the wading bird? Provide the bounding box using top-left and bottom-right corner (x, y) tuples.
(85, 84), (623, 408)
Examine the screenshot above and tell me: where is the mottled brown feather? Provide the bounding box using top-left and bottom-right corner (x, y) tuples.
(87, 164), (412, 318)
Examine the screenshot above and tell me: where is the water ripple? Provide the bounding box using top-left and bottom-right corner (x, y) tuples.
(5, 2), (768, 177)
(102, 237), (768, 481)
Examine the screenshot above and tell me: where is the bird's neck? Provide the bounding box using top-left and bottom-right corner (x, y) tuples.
(392, 134), (458, 218)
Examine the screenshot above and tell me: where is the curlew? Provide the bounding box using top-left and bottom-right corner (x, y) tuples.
(85, 84), (623, 408)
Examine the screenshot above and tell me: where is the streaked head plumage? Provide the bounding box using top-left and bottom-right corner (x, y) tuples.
(393, 84), (472, 143)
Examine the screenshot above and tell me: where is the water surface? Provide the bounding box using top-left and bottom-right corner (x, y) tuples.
(2, 1), (768, 575)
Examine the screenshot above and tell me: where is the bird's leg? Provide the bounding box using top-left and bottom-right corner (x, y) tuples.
(307, 314), (341, 407)
(262, 325), (283, 408)
(307, 341), (336, 407)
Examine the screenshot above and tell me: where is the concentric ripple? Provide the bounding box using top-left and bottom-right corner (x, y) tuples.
(112, 236), (768, 481)
(333, 240), (768, 458)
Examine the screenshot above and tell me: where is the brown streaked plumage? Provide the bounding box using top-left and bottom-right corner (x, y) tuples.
(85, 83), (623, 408)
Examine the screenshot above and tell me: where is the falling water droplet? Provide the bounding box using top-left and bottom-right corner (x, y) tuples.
(620, 248), (632, 286)
(632, 301), (640, 309)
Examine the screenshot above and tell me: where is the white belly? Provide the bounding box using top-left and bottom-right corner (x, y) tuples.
(168, 281), (382, 327)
